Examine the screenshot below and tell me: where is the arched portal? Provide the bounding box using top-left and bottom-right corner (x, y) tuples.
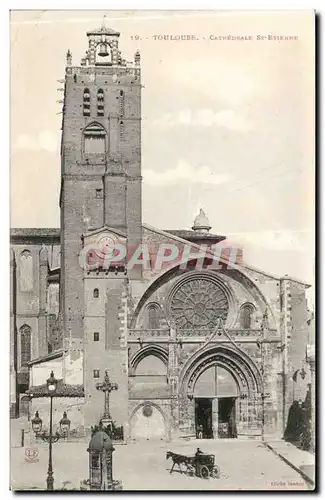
(180, 345), (263, 439)
(129, 402), (167, 441)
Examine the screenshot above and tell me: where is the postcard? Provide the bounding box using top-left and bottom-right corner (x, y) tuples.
(10, 10), (315, 491)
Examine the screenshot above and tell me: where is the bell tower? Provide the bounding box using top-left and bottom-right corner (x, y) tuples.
(60, 24), (142, 340)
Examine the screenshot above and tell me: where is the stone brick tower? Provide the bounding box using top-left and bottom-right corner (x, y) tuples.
(60, 24), (142, 343)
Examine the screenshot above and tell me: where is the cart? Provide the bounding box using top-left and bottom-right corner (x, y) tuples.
(166, 450), (220, 479)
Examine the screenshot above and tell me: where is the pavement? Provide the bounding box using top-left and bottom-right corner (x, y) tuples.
(10, 438), (314, 491)
(265, 440), (315, 487)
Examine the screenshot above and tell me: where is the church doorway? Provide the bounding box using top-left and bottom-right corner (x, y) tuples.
(193, 365), (238, 439)
(218, 397), (237, 438)
(195, 398), (213, 439)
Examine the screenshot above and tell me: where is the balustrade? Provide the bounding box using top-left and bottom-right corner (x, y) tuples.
(128, 328), (276, 339)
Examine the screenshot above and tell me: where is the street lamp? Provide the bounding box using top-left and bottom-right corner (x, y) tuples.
(31, 411), (43, 435)
(30, 371), (63, 491)
(60, 411), (71, 436)
(47, 370), (58, 393)
(46, 370), (57, 491)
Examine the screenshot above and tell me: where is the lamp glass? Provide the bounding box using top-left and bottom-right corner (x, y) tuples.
(47, 371), (57, 393)
(31, 412), (43, 434)
(60, 422), (69, 433)
(32, 421), (42, 433)
(60, 413), (71, 433)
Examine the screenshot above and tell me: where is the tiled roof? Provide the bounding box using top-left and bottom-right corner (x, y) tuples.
(164, 229), (226, 242)
(10, 228), (60, 237)
(27, 379), (84, 398)
(27, 349), (64, 366)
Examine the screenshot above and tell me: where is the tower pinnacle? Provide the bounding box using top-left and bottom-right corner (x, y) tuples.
(192, 209), (212, 233)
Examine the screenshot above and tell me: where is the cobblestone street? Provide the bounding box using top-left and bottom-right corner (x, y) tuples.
(10, 439), (311, 491)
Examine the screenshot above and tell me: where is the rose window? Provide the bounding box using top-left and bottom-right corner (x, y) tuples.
(170, 277), (229, 329)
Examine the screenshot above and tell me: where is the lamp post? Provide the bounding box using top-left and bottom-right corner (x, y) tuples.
(46, 370), (57, 490)
(31, 371), (67, 491)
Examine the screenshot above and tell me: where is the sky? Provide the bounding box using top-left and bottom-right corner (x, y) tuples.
(10, 10), (315, 295)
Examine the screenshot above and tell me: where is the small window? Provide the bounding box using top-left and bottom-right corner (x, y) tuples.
(20, 324), (31, 367)
(147, 304), (160, 329)
(93, 288), (99, 298)
(241, 304), (254, 329)
(93, 370), (100, 379)
(97, 89), (104, 117)
(83, 88), (90, 116)
(95, 188), (103, 199)
(119, 90), (124, 117)
(94, 332), (99, 342)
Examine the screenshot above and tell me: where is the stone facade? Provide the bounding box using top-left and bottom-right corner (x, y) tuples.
(10, 25), (312, 442)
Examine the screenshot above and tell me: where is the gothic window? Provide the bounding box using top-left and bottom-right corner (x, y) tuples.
(97, 89), (104, 116)
(19, 250), (33, 292)
(93, 288), (99, 298)
(83, 88), (90, 116)
(240, 304), (254, 329)
(20, 324), (31, 367)
(147, 303), (160, 329)
(83, 123), (106, 154)
(136, 355), (167, 376)
(119, 90), (124, 117)
(169, 277), (229, 329)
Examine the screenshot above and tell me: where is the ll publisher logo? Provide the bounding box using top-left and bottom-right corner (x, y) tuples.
(24, 448), (39, 463)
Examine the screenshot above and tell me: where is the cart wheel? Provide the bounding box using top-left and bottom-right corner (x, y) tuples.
(211, 465), (220, 479)
(199, 465), (210, 479)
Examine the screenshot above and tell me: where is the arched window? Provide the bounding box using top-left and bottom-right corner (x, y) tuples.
(136, 355), (167, 376)
(147, 304), (160, 329)
(93, 288), (99, 298)
(20, 250), (33, 292)
(83, 123), (106, 154)
(97, 89), (104, 116)
(83, 88), (90, 116)
(20, 325), (31, 367)
(240, 304), (254, 329)
(119, 90), (124, 117)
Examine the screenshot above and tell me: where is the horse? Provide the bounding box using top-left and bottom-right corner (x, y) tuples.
(166, 451), (195, 475)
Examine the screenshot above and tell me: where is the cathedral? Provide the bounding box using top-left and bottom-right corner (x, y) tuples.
(10, 24), (311, 442)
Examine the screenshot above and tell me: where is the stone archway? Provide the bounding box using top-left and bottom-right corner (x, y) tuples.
(179, 345), (263, 438)
(129, 402), (168, 441)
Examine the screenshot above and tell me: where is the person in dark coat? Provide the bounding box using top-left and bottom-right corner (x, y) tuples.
(194, 448), (204, 476)
(284, 400), (304, 444)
